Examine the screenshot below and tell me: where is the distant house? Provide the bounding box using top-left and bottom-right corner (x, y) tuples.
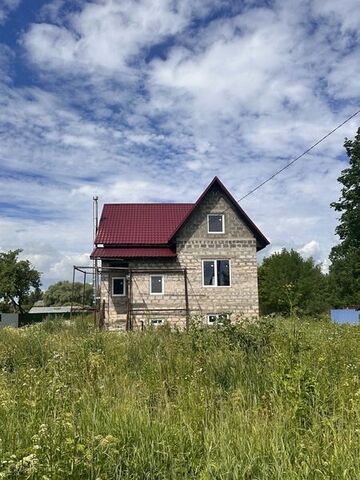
(28, 306), (91, 315)
(28, 306), (74, 314)
(91, 177), (269, 330)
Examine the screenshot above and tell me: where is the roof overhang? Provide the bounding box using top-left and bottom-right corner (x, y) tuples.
(91, 247), (177, 259)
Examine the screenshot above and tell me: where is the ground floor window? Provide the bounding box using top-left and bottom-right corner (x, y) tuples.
(150, 275), (164, 294)
(112, 277), (126, 296)
(203, 259), (231, 287)
(150, 319), (164, 327)
(207, 313), (229, 325)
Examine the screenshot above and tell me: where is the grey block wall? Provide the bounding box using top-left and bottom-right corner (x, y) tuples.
(100, 183), (260, 329)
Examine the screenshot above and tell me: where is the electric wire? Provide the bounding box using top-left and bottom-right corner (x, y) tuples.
(236, 109), (360, 203)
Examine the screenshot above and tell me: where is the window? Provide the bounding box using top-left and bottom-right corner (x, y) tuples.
(203, 260), (231, 287)
(150, 275), (164, 294)
(112, 277), (126, 296)
(208, 214), (224, 233)
(207, 313), (229, 325)
(150, 319), (164, 327)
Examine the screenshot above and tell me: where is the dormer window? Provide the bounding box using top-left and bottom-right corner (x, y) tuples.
(208, 214), (224, 233)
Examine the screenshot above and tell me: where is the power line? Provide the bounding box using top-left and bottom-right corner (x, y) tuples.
(237, 108), (360, 202)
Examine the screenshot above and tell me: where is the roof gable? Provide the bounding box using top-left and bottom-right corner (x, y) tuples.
(169, 177), (269, 251)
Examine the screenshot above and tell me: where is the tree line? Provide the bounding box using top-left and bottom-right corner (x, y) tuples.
(1, 128), (359, 316)
(260, 127), (360, 316)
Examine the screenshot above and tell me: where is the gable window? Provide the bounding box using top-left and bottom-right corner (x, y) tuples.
(150, 275), (164, 294)
(112, 277), (126, 296)
(208, 214), (224, 233)
(203, 260), (231, 287)
(150, 319), (164, 327)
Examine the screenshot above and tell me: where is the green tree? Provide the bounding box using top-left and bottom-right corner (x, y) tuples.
(329, 127), (360, 306)
(0, 249), (42, 313)
(258, 249), (329, 316)
(44, 281), (93, 307)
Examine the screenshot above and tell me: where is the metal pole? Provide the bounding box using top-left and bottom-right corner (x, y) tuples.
(70, 266), (76, 319)
(93, 196), (99, 322)
(184, 268), (190, 331)
(82, 271), (87, 309)
(126, 269), (133, 331)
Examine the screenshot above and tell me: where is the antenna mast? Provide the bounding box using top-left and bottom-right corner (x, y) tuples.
(93, 196), (99, 320)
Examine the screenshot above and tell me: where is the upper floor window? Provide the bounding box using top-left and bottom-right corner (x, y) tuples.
(150, 275), (164, 294)
(208, 214), (224, 233)
(113, 277), (126, 296)
(202, 260), (231, 287)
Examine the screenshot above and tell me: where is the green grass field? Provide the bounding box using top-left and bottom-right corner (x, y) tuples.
(0, 316), (359, 479)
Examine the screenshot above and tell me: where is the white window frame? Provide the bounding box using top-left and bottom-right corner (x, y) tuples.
(112, 276), (126, 297)
(150, 318), (164, 327)
(150, 274), (164, 295)
(202, 259), (231, 288)
(207, 313), (229, 325)
(207, 213), (225, 234)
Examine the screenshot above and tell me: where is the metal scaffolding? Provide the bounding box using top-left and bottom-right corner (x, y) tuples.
(71, 264), (190, 331)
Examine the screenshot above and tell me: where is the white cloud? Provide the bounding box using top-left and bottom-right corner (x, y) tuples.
(0, 0), (359, 286)
(23, 0), (192, 73)
(0, 0), (20, 24)
(298, 240), (321, 259)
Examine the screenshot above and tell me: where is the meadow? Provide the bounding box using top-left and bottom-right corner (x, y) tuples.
(0, 316), (359, 479)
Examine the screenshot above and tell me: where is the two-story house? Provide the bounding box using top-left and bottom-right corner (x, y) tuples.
(90, 177), (269, 330)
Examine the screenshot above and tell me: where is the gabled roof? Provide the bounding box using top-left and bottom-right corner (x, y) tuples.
(93, 177), (269, 256)
(169, 177), (269, 250)
(95, 203), (192, 245)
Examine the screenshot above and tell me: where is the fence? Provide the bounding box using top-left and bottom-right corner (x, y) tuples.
(0, 311), (87, 328)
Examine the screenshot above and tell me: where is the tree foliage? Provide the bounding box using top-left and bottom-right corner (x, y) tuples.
(329, 127), (360, 306)
(258, 249), (329, 316)
(0, 249), (42, 313)
(44, 281), (93, 307)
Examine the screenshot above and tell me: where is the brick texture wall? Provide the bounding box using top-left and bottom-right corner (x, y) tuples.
(100, 183), (260, 330)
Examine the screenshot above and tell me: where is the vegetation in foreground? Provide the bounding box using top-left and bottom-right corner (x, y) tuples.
(0, 316), (359, 479)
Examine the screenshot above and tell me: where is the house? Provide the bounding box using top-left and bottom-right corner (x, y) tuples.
(90, 177), (269, 330)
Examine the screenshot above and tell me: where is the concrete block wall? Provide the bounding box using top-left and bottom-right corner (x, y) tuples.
(100, 183), (260, 329)
(176, 183), (259, 320)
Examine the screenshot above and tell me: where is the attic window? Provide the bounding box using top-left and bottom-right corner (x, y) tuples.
(208, 214), (224, 233)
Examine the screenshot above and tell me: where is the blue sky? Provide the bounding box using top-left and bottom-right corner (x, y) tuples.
(0, 0), (359, 287)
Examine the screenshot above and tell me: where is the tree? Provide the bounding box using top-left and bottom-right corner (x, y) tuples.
(0, 249), (42, 313)
(329, 127), (360, 306)
(44, 281), (93, 307)
(258, 249), (329, 316)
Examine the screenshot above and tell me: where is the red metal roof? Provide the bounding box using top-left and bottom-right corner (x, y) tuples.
(93, 177), (269, 253)
(95, 203), (193, 245)
(91, 247), (177, 259)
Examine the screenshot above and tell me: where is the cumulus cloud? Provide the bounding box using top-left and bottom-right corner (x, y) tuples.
(0, 0), (21, 24)
(0, 0), (359, 285)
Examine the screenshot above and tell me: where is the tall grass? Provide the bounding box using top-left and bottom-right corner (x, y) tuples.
(0, 316), (359, 479)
